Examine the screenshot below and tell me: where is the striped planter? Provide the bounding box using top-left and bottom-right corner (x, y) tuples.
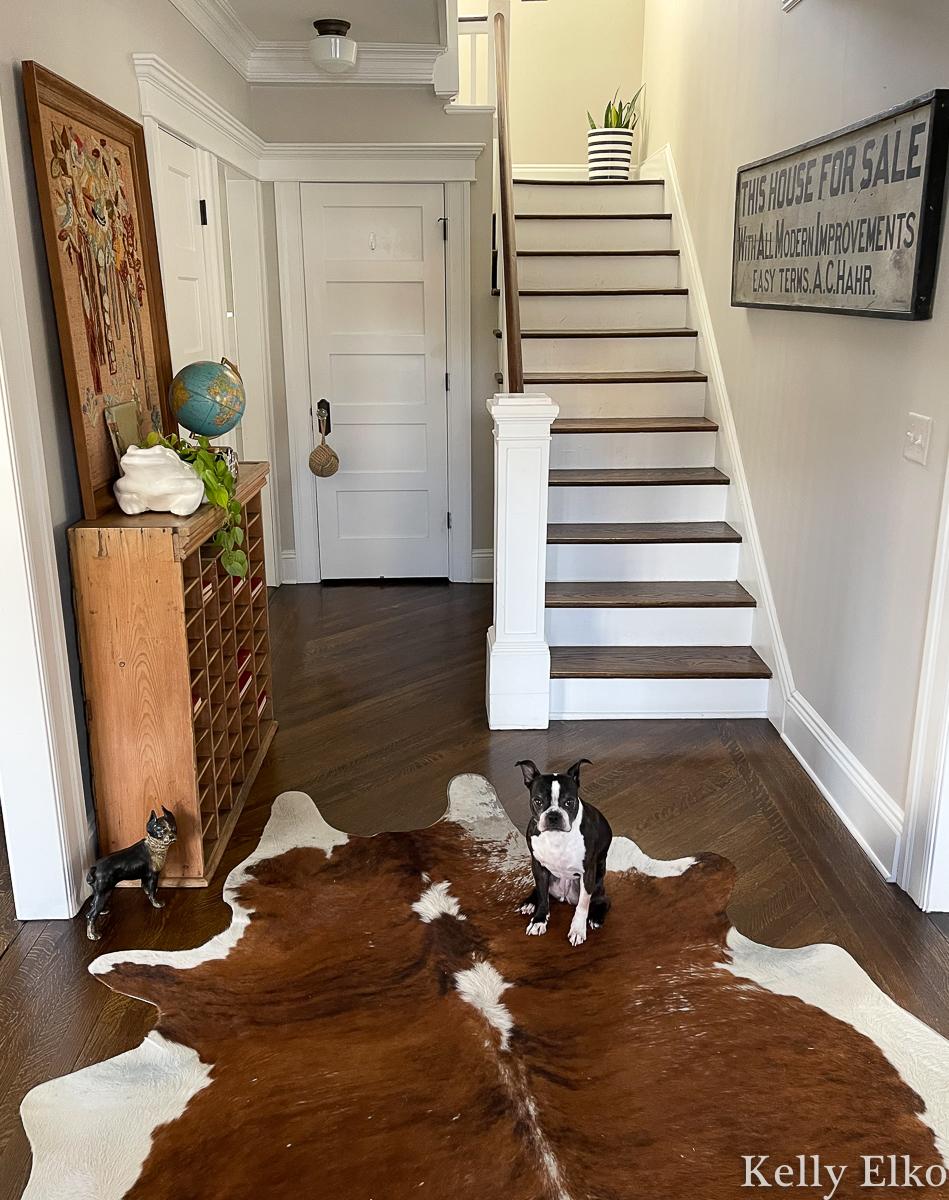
(587, 128), (635, 181)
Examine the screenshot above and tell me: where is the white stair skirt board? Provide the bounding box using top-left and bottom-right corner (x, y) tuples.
(545, 606), (755, 647)
(514, 182), (665, 216)
(548, 484), (727, 524)
(546, 541), (740, 583)
(549, 676), (770, 720)
(517, 254), (680, 291)
(550, 431), (717, 470)
(528, 380), (707, 419)
(519, 292), (688, 332)
(514, 218), (673, 254)
(522, 334), (696, 375)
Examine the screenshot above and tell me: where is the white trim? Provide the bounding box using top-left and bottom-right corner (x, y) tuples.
(471, 548), (493, 584)
(901, 443), (949, 909)
(274, 183), (320, 585)
(446, 182), (473, 582)
(513, 164), (588, 181)
(225, 177), (282, 585)
(0, 91), (92, 919)
(165, 0), (454, 88)
(783, 692), (903, 880)
(445, 104), (497, 116)
(133, 57), (484, 184)
(280, 550), (297, 585)
(642, 143), (902, 881)
(247, 43), (445, 86)
(166, 0), (256, 75)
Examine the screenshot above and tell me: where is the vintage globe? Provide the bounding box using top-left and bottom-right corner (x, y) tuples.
(169, 358), (246, 437)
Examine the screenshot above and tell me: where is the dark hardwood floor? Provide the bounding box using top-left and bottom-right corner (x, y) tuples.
(2, 581), (949, 1197)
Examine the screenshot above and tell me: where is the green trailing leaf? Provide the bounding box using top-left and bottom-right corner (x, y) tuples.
(587, 111), (596, 130)
(139, 432), (248, 579)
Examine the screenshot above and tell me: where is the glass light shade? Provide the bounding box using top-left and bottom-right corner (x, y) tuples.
(309, 34), (359, 73)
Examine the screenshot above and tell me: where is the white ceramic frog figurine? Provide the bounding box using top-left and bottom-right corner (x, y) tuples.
(114, 445), (206, 517)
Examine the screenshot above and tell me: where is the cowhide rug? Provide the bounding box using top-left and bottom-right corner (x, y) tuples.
(20, 776), (949, 1199)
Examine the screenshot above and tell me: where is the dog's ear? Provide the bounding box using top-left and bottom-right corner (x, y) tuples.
(148, 809), (157, 823)
(161, 805), (174, 820)
(516, 760), (540, 787)
(566, 759), (592, 785)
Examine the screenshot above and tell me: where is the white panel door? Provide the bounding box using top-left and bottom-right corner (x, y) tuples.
(152, 129), (213, 370)
(301, 183), (449, 579)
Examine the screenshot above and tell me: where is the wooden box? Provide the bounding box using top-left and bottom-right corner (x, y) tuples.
(69, 463), (277, 886)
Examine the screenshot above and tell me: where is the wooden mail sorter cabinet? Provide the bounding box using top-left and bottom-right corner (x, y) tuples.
(69, 462), (277, 886)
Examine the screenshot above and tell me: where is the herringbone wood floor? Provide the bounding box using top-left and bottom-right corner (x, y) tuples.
(1, 582), (948, 1197)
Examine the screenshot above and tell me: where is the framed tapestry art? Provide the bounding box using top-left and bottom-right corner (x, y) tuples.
(23, 62), (174, 518)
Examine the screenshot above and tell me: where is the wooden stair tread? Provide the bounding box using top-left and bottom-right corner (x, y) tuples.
(517, 249), (679, 257)
(522, 327), (698, 339)
(549, 645), (772, 679)
(545, 581), (756, 608)
(551, 416), (717, 434)
(519, 288), (688, 296)
(515, 212), (672, 221)
(549, 467), (729, 487)
(524, 369), (708, 385)
(547, 521), (742, 544)
(514, 178), (664, 186)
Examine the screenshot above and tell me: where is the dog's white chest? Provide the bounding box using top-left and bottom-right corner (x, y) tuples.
(530, 820), (585, 881)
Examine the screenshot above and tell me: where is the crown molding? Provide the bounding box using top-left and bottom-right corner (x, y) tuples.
(166, 0), (257, 74)
(166, 0), (450, 86)
(247, 42), (445, 85)
(134, 55), (483, 181)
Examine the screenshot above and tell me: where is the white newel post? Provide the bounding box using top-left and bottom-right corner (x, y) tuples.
(486, 391), (559, 729)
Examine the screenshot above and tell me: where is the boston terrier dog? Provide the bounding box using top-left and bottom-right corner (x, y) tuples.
(516, 759), (612, 946)
(85, 806), (178, 940)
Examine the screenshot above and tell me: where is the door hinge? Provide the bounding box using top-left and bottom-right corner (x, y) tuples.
(445, 371), (450, 391)
(439, 216), (448, 241)
(199, 198), (208, 226)
(447, 512), (452, 529)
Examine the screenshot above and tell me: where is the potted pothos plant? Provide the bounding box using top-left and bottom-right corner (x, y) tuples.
(587, 85), (645, 181)
(141, 432), (248, 578)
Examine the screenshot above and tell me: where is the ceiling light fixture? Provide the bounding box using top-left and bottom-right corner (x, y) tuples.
(310, 19), (359, 74)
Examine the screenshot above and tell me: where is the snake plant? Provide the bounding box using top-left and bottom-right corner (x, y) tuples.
(588, 85), (645, 131)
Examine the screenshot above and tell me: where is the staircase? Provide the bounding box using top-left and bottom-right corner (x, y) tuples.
(513, 177), (772, 720)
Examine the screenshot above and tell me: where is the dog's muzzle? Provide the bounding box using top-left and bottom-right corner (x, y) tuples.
(540, 812), (569, 832)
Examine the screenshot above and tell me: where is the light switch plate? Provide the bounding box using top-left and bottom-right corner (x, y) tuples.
(905, 412), (933, 466)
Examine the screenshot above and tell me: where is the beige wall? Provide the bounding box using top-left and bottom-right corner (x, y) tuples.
(507, 0), (645, 166)
(0, 0), (250, 820)
(252, 86), (497, 556)
(641, 0), (949, 807)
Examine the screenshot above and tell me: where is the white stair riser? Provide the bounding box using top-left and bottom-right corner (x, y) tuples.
(549, 677), (770, 719)
(515, 219), (672, 253)
(548, 483), (727, 523)
(523, 335), (696, 374)
(546, 541), (739, 581)
(545, 606), (754, 647)
(519, 292), (687, 331)
(550, 430), (716, 470)
(528, 381), (707, 419)
(514, 182), (665, 216)
(517, 254), (679, 290)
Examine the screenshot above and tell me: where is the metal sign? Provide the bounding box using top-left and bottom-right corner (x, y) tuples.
(731, 91), (949, 319)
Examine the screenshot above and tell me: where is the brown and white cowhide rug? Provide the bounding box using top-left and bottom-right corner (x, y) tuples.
(20, 777), (949, 1199)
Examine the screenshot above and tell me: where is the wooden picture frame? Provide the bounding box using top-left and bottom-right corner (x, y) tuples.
(22, 61), (174, 518)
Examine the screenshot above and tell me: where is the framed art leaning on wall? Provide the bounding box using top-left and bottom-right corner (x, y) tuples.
(22, 61), (174, 518)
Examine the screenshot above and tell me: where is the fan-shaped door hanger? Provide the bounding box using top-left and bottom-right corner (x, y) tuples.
(309, 399), (339, 478)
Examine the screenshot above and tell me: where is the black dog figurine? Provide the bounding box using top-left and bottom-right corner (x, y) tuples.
(516, 759), (612, 946)
(85, 807), (178, 940)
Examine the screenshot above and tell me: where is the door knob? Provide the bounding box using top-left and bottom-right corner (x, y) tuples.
(316, 398), (331, 435)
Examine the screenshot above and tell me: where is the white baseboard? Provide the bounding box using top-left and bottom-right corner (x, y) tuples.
(280, 550), (297, 585)
(513, 163), (588, 180)
(782, 691), (903, 880)
(471, 548), (493, 584)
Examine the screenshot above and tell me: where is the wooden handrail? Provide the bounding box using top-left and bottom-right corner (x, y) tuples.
(493, 10), (523, 393)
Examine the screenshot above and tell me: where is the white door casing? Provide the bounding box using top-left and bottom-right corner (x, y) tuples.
(300, 183), (450, 579)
